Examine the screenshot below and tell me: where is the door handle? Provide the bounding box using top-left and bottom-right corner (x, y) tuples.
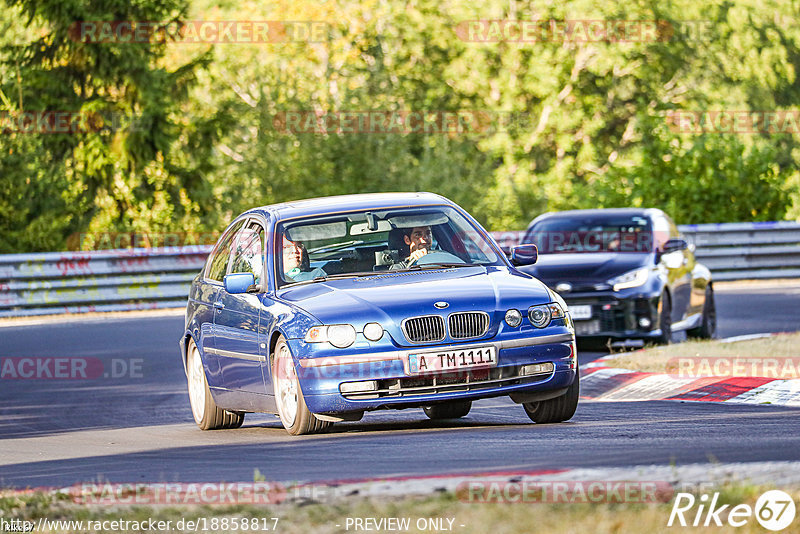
(213, 301), (225, 310)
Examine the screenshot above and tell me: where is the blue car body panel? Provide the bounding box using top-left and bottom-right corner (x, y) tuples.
(180, 193), (577, 417)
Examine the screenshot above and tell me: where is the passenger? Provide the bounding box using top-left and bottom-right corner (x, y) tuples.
(282, 236), (326, 282)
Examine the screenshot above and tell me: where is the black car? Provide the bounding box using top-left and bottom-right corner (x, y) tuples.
(516, 208), (715, 344)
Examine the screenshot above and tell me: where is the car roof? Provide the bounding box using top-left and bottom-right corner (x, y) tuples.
(244, 192), (452, 221)
(527, 208), (665, 228)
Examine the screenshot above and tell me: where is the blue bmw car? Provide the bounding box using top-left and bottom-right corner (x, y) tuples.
(180, 193), (578, 435)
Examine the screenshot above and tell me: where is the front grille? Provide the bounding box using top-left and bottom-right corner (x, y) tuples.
(448, 311), (489, 339)
(340, 365), (553, 400)
(402, 315), (446, 344)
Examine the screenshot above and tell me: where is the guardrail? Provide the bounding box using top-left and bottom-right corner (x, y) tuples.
(0, 247), (211, 318)
(0, 222), (798, 317)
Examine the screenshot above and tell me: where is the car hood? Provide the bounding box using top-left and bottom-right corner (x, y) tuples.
(276, 266), (552, 344)
(518, 252), (651, 285)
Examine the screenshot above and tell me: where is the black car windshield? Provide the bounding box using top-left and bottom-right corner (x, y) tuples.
(524, 214), (654, 254)
(276, 206), (502, 286)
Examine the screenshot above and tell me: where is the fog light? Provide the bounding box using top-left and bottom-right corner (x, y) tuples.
(521, 362), (555, 376)
(505, 309), (523, 327)
(339, 380), (378, 394)
(639, 317), (652, 328)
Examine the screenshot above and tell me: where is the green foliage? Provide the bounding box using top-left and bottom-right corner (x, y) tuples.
(1, 0), (799, 252)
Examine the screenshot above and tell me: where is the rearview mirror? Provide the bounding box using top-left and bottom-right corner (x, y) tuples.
(510, 244), (538, 266)
(224, 272), (256, 294)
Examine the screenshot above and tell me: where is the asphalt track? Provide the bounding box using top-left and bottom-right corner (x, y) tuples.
(1, 282), (798, 489)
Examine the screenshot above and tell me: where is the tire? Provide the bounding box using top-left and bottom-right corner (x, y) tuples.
(272, 336), (331, 436)
(688, 284), (716, 339)
(186, 339), (244, 430)
(523, 371), (579, 424)
(423, 400), (472, 420)
(654, 290), (672, 345)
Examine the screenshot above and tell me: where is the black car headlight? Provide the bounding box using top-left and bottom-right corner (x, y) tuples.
(608, 267), (649, 291)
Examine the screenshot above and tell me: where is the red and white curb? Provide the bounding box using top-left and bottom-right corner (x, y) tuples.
(579, 333), (800, 406)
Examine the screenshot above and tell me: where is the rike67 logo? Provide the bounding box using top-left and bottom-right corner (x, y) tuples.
(668, 490), (796, 531)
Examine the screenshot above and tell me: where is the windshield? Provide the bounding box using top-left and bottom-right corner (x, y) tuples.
(276, 206), (501, 286)
(524, 215), (654, 254)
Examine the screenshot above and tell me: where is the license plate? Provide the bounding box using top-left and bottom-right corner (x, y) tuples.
(406, 346), (497, 375)
(574, 319), (601, 336)
(569, 305), (592, 320)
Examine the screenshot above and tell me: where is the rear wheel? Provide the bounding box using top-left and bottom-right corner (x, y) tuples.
(523, 371), (579, 424)
(423, 400), (472, 420)
(272, 336), (331, 436)
(688, 284), (716, 339)
(654, 290), (672, 345)
(187, 339), (244, 430)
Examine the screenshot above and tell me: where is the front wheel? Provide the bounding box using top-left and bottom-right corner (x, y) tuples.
(523, 372), (579, 424)
(186, 339), (244, 430)
(688, 284), (716, 339)
(423, 400), (472, 420)
(272, 336), (331, 436)
(654, 290), (672, 345)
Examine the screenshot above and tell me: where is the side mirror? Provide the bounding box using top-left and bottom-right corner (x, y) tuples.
(662, 238), (688, 254)
(510, 244), (538, 266)
(224, 272), (255, 294)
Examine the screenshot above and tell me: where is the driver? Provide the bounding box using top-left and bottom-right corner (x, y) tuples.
(390, 226), (433, 269)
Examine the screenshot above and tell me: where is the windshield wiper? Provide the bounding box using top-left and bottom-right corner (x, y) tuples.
(406, 262), (477, 270)
(284, 271), (379, 286)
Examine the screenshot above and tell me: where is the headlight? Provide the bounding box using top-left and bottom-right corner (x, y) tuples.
(505, 309), (523, 327)
(362, 322), (384, 341)
(304, 324), (357, 348)
(528, 302), (566, 328)
(528, 305), (552, 328)
(608, 267), (649, 292)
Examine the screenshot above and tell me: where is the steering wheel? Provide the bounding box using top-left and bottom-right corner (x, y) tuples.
(408, 250), (466, 266)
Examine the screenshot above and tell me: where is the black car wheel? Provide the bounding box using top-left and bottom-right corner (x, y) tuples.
(655, 290), (672, 345)
(688, 284), (716, 339)
(423, 400), (472, 420)
(523, 371), (579, 424)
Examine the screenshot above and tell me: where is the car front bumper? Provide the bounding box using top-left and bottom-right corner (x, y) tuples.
(289, 333), (577, 414)
(565, 292), (662, 339)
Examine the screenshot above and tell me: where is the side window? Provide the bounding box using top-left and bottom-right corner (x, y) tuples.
(206, 220), (245, 282)
(229, 222), (265, 286)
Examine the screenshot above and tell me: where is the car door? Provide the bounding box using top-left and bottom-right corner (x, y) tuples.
(199, 218), (245, 389)
(213, 219), (270, 395)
